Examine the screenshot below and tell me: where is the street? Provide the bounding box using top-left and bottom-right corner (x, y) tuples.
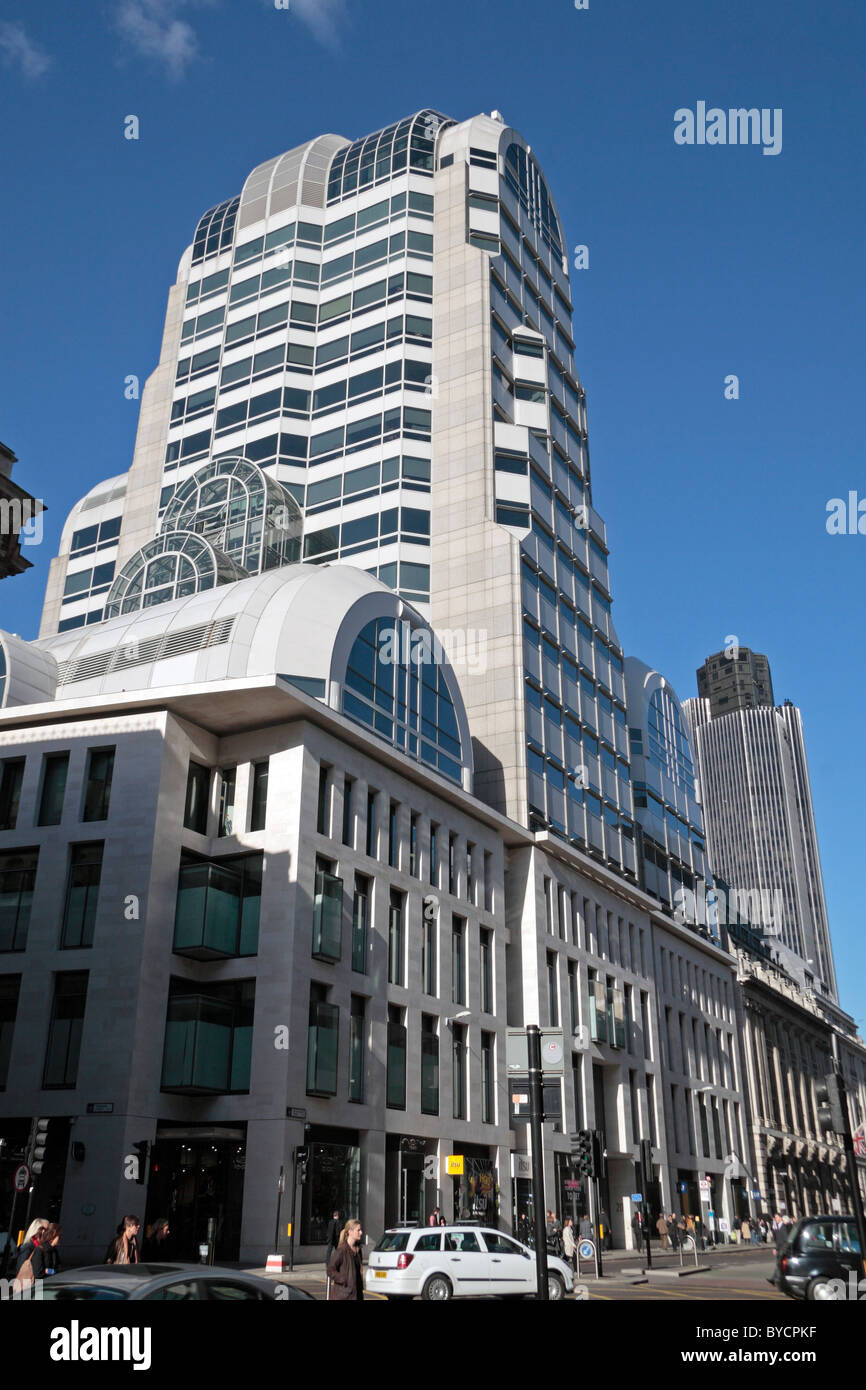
(258, 1245), (789, 1301)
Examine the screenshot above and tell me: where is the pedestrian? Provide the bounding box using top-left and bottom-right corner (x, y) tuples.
(428, 1206), (441, 1228)
(142, 1217), (171, 1261)
(668, 1214), (679, 1252)
(107, 1214), (141, 1264)
(578, 1213), (592, 1241)
(546, 1209), (562, 1256)
(562, 1217), (576, 1271)
(740, 1217), (751, 1245)
(599, 1208), (612, 1251)
(324, 1209), (342, 1266)
(631, 1210), (643, 1250)
(39, 1223), (62, 1278)
(326, 1219), (364, 1301)
(13, 1219), (50, 1290)
(656, 1213), (669, 1250)
(438, 1215), (447, 1227)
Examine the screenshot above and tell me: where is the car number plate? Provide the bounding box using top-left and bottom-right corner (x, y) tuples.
(374, 1270), (387, 1278)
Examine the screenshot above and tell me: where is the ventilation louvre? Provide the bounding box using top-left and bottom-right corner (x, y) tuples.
(57, 616), (237, 686)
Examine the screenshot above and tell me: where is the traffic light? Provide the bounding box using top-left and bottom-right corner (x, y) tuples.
(296, 1145), (309, 1184)
(815, 1073), (846, 1136)
(30, 1118), (50, 1176)
(591, 1132), (606, 1181)
(639, 1138), (653, 1191)
(132, 1140), (150, 1185)
(571, 1129), (595, 1178)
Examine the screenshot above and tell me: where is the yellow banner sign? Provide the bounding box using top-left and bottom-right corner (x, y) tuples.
(445, 1155), (464, 1176)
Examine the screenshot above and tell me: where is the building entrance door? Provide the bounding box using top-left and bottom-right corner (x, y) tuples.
(146, 1127), (246, 1262)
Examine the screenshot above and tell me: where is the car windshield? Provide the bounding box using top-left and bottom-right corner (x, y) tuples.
(374, 1232), (410, 1252)
(42, 1286), (130, 1301)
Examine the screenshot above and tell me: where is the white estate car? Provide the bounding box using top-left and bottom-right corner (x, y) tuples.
(366, 1225), (575, 1300)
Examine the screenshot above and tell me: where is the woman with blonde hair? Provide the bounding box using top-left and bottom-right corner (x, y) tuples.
(326, 1219), (364, 1300)
(14, 1218), (50, 1287)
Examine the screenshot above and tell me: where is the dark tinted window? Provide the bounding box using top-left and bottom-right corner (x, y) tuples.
(142, 1280), (201, 1301)
(413, 1233), (441, 1252)
(206, 1281), (265, 1301)
(483, 1232), (525, 1255)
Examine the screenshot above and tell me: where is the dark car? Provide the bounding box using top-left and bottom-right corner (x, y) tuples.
(772, 1216), (863, 1301)
(40, 1262), (314, 1301)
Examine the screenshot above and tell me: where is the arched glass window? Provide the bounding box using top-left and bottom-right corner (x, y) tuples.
(327, 111), (454, 203)
(342, 617), (464, 782)
(647, 687), (695, 793)
(191, 196), (240, 266)
(104, 532), (247, 619)
(161, 457), (301, 574)
(503, 144), (564, 259)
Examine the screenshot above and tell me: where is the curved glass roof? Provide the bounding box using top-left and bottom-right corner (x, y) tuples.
(503, 143), (564, 259)
(105, 531), (248, 620)
(161, 456), (302, 574)
(192, 196), (240, 267)
(327, 110), (455, 204)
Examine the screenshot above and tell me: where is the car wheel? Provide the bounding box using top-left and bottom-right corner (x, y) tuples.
(422, 1275), (453, 1302)
(806, 1278), (843, 1301)
(547, 1273), (565, 1301)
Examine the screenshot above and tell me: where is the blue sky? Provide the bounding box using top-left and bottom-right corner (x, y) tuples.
(1, 0), (864, 1034)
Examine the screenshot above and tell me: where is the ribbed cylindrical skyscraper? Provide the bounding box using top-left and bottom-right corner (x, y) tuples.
(684, 654), (836, 1001)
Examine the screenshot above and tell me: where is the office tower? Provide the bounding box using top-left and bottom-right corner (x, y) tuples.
(37, 109), (634, 880)
(696, 646), (774, 719)
(685, 679), (837, 1001)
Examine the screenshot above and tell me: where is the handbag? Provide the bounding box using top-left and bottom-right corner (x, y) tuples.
(15, 1254), (35, 1289)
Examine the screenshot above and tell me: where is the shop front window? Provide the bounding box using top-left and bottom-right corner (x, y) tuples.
(300, 1139), (361, 1244)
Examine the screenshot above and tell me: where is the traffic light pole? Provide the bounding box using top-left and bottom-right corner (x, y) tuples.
(837, 1072), (866, 1281)
(288, 1152), (298, 1272)
(274, 1165), (285, 1258)
(527, 1025), (550, 1301)
(640, 1139), (653, 1270)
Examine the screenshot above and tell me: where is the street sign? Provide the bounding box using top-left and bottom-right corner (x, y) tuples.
(707, 1211), (715, 1220)
(511, 1152), (532, 1179)
(631, 1193), (642, 1203)
(578, 1239), (595, 1260)
(751, 1189), (762, 1199)
(445, 1155), (464, 1176)
(678, 1181), (687, 1193)
(13, 1164), (30, 1191)
(86, 1102), (114, 1114)
(506, 1028), (564, 1075)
